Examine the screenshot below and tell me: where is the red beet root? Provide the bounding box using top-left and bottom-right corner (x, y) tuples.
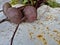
(7, 7), (23, 24)
(23, 6), (37, 22)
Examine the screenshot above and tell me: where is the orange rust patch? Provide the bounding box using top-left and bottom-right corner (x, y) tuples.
(46, 26), (49, 31)
(55, 40), (60, 45)
(50, 34), (53, 37)
(33, 26), (36, 30)
(58, 40), (60, 44)
(47, 30), (60, 45)
(37, 35), (47, 45)
(53, 30), (58, 33)
(57, 33), (60, 37)
(40, 22), (43, 25)
(37, 35), (43, 38)
(46, 15), (53, 21)
(46, 27), (49, 29)
(52, 36), (60, 45)
(29, 32), (34, 39)
(52, 29), (60, 38)
(53, 29), (60, 35)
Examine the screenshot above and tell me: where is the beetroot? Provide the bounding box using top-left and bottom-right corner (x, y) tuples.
(7, 7), (23, 24)
(1, 2), (37, 45)
(23, 6), (37, 22)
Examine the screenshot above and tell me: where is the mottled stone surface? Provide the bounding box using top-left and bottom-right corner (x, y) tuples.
(0, 0), (60, 45)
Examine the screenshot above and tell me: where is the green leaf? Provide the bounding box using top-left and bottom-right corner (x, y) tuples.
(10, 0), (19, 5)
(10, 0), (37, 6)
(22, 0), (28, 4)
(46, 0), (60, 8)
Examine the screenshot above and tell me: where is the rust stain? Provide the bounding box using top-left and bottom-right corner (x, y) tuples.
(37, 35), (47, 45)
(53, 29), (60, 37)
(49, 34), (60, 45)
(47, 29), (60, 45)
(46, 27), (49, 29)
(39, 22), (43, 25)
(33, 26), (36, 30)
(37, 35), (43, 38)
(53, 29), (60, 34)
(29, 32), (34, 39)
(58, 40), (60, 44)
(57, 33), (60, 37)
(58, 40), (60, 45)
(53, 30), (58, 33)
(50, 34), (60, 45)
(50, 34), (53, 37)
(46, 26), (49, 31)
(46, 15), (53, 21)
(55, 40), (60, 45)
(54, 36), (60, 45)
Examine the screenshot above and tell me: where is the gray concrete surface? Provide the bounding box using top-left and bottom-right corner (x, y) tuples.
(0, 0), (60, 45)
(0, 0), (10, 10)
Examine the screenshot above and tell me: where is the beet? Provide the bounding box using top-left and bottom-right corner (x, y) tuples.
(23, 6), (37, 22)
(3, 2), (24, 24)
(7, 7), (23, 24)
(2, 2), (37, 24)
(1, 2), (37, 45)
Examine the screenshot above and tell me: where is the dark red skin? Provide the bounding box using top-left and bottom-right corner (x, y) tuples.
(23, 6), (37, 22)
(7, 7), (23, 24)
(3, 2), (37, 24)
(3, 2), (24, 24)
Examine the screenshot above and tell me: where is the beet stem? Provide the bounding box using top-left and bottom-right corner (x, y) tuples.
(10, 16), (26, 45)
(28, 0), (30, 4)
(31, 0), (34, 6)
(10, 24), (19, 45)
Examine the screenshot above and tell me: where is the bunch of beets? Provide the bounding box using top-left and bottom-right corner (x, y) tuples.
(0, 0), (46, 45)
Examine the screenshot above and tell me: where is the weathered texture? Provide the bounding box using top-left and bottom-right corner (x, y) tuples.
(0, 3), (60, 45)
